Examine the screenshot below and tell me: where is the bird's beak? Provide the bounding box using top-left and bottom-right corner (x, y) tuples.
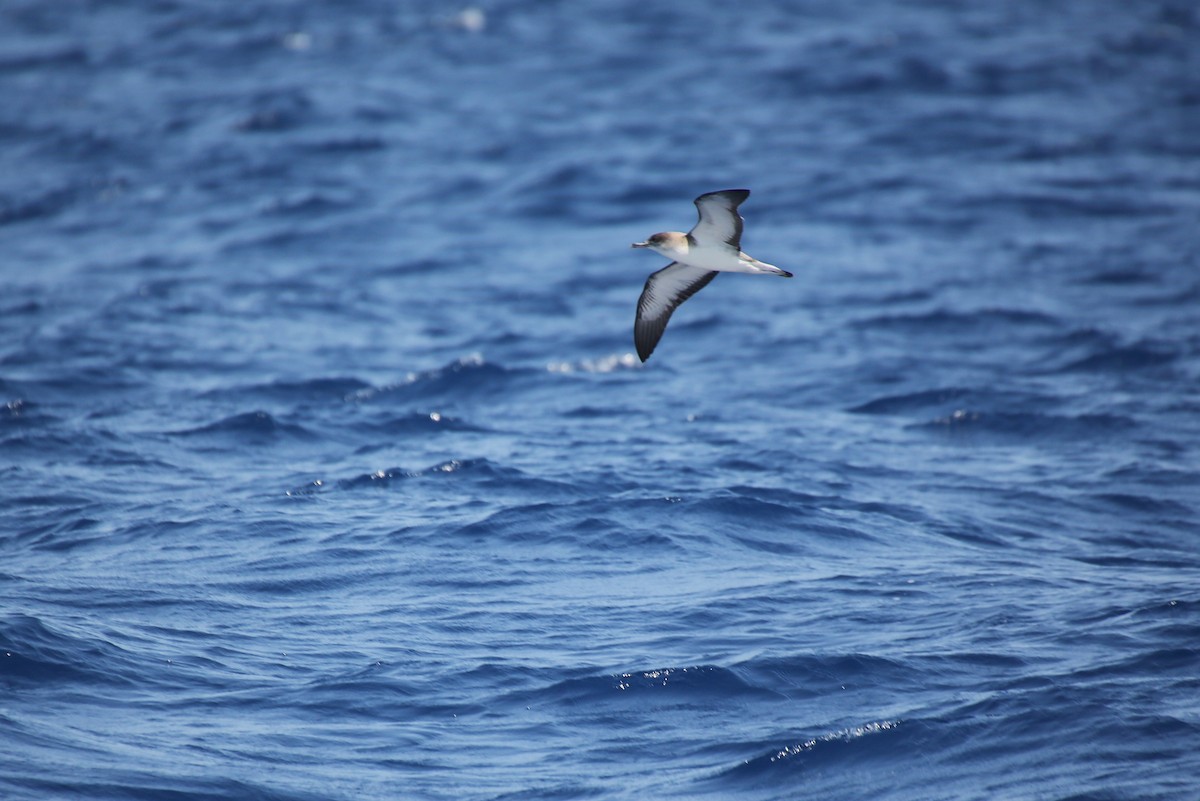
(631, 242), (649, 249)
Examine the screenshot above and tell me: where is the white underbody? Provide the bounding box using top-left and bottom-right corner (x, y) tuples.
(647, 241), (784, 275)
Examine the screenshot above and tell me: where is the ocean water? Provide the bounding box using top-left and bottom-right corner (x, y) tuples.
(2, 1), (1199, 799)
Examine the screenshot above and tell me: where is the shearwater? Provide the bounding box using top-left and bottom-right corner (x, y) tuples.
(630, 189), (792, 362)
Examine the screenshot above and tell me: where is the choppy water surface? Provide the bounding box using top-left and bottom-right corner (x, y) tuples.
(2, 1), (1199, 799)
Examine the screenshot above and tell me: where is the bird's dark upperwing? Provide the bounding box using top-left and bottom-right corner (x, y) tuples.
(689, 189), (750, 250)
(634, 262), (719, 362)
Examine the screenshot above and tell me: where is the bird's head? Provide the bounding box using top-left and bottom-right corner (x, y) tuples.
(631, 231), (688, 258)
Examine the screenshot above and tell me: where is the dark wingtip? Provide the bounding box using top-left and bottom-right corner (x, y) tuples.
(697, 188), (750, 204)
(781, 270), (794, 278)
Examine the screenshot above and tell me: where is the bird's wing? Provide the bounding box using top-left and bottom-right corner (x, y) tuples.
(688, 189), (750, 250)
(634, 262), (719, 362)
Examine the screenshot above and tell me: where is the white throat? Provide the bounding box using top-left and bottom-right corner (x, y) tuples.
(651, 240), (690, 261)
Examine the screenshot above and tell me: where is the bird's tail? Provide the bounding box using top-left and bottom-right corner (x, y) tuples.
(755, 260), (793, 278)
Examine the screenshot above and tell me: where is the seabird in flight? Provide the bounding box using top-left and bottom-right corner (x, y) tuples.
(631, 189), (792, 362)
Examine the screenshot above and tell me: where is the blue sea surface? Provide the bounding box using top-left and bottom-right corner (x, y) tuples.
(2, 1), (1199, 799)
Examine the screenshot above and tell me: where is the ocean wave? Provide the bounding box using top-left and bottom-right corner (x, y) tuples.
(1028, 329), (1186, 376)
(964, 190), (1176, 219)
(232, 89), (313, 133)
(0, 614), (134, 689)
(348, 355), (529, 404)
(356, 410), (485, 437)
(199, 377), (373, 404)
(853, 307), (1062, 334)
(6, 774), (332, 801)
(546, 353), (641, 374)
(1059, 341), (1180, 373)
(505, 664), (785, 711)
(713, 719), (907, 783)
(734, 652), (919, 695)
(330, 458), (483, 490)
(0, 183), (82, 227)
(311, 458), (578, 501)
(258, 189), (360, 217)
(169, 411), (314, 443)
(0, 399), (57, 429)
(450, 499), (679, 550)
(294, 135), (387, 154)
(849, 387), (980, 415)
(912, 409), (1137, 440)
(0, 44), (87, 73)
